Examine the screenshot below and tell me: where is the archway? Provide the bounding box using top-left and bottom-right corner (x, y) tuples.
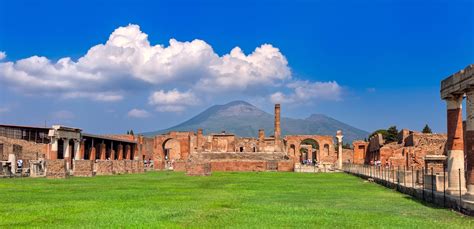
(162, 138), (181, 161)
(300, 139), (319, 163)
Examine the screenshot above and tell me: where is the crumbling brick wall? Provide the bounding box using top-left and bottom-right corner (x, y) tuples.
(113, 160), (126, 174)
(210, 160), (267, 171)
(277, 161), (294, 171)
(45, 159), (66, 178)
(95, 160), (113, 175)
(73, 160), (93, 177)
(0, 136), (48, 168)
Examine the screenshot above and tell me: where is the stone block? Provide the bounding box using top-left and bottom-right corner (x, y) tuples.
(186, 161), (211, 176)
(45, 159), (67, 179)
(73, 160), (93, 177)
(95, 160), (113, 175)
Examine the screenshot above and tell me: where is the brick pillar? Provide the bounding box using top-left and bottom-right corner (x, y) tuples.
(446, 95), (467, 195)
(110, 149), (116, 160)
(197, 129), (203, 152)
(100, 143), (106, 160)
(64, 138), (71, 172)
(74, 140), (81, 160)
(336, 130), (343, 169)
(118, 144), (123, 160)
(465, 91), (474, 200)
(258, 129), (264, 151)
(274, 104), (281, 147)
(77, 140), (85, 160)
(50, 138), (58, 160)
(125, 145), (131, 160)
(89, 146), (96, 160)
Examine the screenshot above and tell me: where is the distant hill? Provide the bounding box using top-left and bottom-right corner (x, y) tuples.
(142, 101), (369, 143)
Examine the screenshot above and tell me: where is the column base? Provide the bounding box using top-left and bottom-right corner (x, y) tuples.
(446, 187), (467, 196)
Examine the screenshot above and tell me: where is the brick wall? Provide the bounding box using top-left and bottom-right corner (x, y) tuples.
(174, 161), (186, 171)
(73, 160), (93, 177)
(277, 161), (294, 171)
(210, 160), (267, 172)
(113, 160), (126, 174)
(45, 159), (67, 178)
(186, 161), (211, 176)
(95, 160), (113, 175)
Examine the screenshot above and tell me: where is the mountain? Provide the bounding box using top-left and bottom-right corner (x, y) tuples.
(142, 101), (369, 143)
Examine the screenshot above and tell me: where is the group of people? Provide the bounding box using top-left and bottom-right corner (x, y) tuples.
(370, 159), (391, 168)
(301, 159), (318, 166)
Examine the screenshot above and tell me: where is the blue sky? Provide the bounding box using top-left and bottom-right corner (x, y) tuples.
(0, 0), (473, 135)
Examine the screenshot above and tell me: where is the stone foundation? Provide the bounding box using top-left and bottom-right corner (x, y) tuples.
(277, 161), (294, 172)
(210, 160), (267, 172)
(112, 160), (126, 174)
(45, 159), (67, 179)
(73, 160), (93, 177)
(95, 160), (113, 175)
(186, 161), (211, 176)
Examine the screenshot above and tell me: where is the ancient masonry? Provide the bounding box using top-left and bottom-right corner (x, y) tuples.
(0, 104), (343, 178)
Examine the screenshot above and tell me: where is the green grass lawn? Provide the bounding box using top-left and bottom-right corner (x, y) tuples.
(0, 172), (473, 228)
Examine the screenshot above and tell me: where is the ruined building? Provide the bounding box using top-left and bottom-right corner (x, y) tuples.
(0, 104), (342, 178)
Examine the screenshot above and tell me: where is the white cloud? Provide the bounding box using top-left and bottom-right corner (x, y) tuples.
(0, 107), (9, 113)
(0, 24), (291, 103)
(0, 51), (6, 60)
(127, 109), (150, 118)
(148, 89), (198, 112)
(270, 81), (342, 104)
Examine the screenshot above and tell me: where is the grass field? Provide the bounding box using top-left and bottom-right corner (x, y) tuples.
(0, 172), (473, 228)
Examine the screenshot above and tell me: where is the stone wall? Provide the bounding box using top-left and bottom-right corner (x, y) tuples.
(210, 160), (267, 172)
(73, 160), (93, 177)
(113, 160), (126, 174)
(45, 159), (66, 178)
(277, 161), (294, 172)
(186, 161), (211, 176)
(95, 160), (113, 175)
(0, 136), (48, 168)
(173, 161), (186, 171)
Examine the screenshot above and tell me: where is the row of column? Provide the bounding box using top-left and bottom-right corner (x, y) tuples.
(445, 93), (474, 200)
(50, 138), (135, 161)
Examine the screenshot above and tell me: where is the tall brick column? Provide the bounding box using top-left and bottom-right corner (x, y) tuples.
(99, 143), (106, 160)
(336, 130), (343, 169)
(77, 140), (85, 160)
(446, 95), (467, 195)
(274, 104), (281, 151)
(258, 129), (265, 151)
(125, 145), (131, 160)
(50, 138), (58, 160)
(117, 144), (123, 160)
(64, 138), (71, 172)
(197, 129), (203, 152)
(74, 140), (81, 160)
(89, 146), (96, 160)
(465, 91), (474, 200)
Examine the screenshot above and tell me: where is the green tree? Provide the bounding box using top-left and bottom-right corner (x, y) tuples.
(343, 143), (351, 149)
(386, 126), (398, 143)
(126, 130), (130, 135)
(129, 129), (134, 136)
(422, 124), (432, 134)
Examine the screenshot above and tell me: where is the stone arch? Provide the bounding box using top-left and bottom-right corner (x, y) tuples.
(162, 138), (181, 161)
(300, 138), (320, 162)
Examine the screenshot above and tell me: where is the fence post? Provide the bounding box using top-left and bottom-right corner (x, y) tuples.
(459, 168), (462, 210)
(431, 167), (434, 203)
(443, 165), (446, 207)
(422, 167), (425, 202)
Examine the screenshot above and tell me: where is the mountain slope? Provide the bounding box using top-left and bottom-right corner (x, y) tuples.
(143, 101), (369, 143)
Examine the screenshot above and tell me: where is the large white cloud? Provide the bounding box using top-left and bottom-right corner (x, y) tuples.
(127, 109), (151, 118)
(0, 24), (291, 102)
(0, 51), (6, 60)
(270, 80), (342, 104)
(0, 24), (342, 112)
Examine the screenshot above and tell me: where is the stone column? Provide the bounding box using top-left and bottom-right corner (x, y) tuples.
(197, 129), (203, 152)
(274, 104), (281, 147)
(258, 129), (265, 151)
(118, 144), (123, 160)
(8, 153), (16, 174)
(465, 91), (474, 200)
(50, 138), (58, 160)
(89, 146), (96, 160)
(109, 142), (115, 160)
(336, 130), (343, 169)
(74, 140), (81, 160)
(446, 95), (467, 195)
(64, 138), (71, 171)
(99, 143), (106, 160)
(125, 145), (131, 160)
